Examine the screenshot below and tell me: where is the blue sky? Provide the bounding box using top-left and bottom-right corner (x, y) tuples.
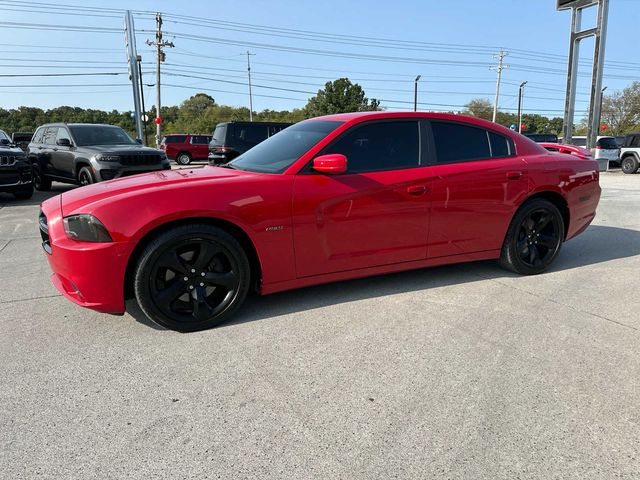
(1, 0), (639, 121)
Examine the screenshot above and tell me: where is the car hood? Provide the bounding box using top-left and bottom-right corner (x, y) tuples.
(0, 145), (25, 155)
(76, 144), (163, 155)
(61, 166), (252, 216)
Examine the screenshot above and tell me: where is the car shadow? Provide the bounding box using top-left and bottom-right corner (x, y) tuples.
(0, 183), (76, 208)
(125, 225), (640, 332)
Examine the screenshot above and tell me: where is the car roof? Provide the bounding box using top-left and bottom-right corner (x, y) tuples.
(37, 123), (121, 128)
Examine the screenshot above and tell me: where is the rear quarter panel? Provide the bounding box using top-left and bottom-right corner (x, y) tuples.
(526, 152), (601, 240)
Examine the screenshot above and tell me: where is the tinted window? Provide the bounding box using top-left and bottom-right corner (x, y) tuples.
(212, 124), (227, 144)
(163, 135), (187, 144)
(489, 132), (511, 157)
(0, 129), (9, 142)
(190, 135), (209, 144)
(230, 120), (342, 174)
(323, 121), (419, 173)
(32, 128), (45, 144)
(68, 125), (136, 146)
(596, 137), (618, 149)
(234, 125), (268, 145)
(572, 137), (587, 147)
(431, 122), (490, 163)
(268, 125), (289, 137)
(525, 134), (558, 143)
(43, 127), (58, 145)
(56, 128), (71, 143)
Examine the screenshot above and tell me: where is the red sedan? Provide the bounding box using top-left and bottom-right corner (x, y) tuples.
(39, 112), (601, 331)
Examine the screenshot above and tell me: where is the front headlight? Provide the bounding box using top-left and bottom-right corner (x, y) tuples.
(95, 154), (120, 162)
(63, 215), (113, 242)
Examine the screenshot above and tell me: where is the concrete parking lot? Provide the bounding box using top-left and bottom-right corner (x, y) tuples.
(1, 172), (639, 479)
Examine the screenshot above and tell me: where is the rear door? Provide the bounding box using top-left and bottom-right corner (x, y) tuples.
(292, 119), (430, 277)
(190, 135), (210, 160)
(425, 121), (529, 258)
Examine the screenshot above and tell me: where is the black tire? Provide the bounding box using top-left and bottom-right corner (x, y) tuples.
(13, 185), (34, 200)
(133, 224), (251, 332)
(78, 166), (95, 186)
(499, 198), (564, 275)
(621, 155), (639, 174)
(176, 152), (192, 165)
(32, 165), (52, 191)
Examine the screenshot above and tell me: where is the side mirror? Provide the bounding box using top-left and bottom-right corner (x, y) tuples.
(0, 138), (9, 145)
(312, 154), (347, 174)
(135, 138), (143, 144)
(56, 138), (72, 147)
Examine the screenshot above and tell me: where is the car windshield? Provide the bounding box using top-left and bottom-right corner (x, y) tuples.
(0, 129), (9, 142)
(68, 125), (137, 146)
(228, 120), (343, 173)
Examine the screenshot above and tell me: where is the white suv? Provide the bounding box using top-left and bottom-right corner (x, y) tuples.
(593, 136), (620, 166)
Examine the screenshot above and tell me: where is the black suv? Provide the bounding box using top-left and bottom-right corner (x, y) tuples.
(0, 129), (33, 200)
(208, 121), (292, 164)
(28, 123), (170, 190)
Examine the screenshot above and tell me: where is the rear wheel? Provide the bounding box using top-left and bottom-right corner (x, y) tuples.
(621, 155), (639, 174)
(78, 166), (95, 186)
(134, 224), (250, 332)
(13, 185), (34, 200)
(32, 165), (52, 191)
(500, 199), (564, 275)
(176, 152), (192, 165)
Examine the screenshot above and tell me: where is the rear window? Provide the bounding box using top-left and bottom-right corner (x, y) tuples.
(525, 134), (558, 143)
(211, 124), (227, 144)
(162, 135), (187, 144)
(596, 137), (618, 149)
(233, 124), (269, 145)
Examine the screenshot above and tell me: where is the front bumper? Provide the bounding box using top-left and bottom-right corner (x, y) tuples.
(0, 163), (32, 190)
(40, 197), (128, 314)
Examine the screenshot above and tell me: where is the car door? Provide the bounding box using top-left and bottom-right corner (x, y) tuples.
(37, 127), (58, 176)
(292, 120), (430, 278)
(50, 127), (75, 178)
(425, 121), (529, 258)
(190, 135), (209, 160)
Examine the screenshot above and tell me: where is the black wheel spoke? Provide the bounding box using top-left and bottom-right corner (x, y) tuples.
(538, 234), (557, 249)
(192, 286), (212, 321)
(528, 243), (538, 264)
(194, 242), (221, 271)
(535, 214), (551, 232)
(204, 271), (238, 290)
(516, 237), (528, 255)
(155, 279), (187, 309)
(158, 250), (189, 275)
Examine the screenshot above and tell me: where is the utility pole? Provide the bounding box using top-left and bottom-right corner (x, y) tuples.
(491, 49), (508, 123)
(517, 81), (528, 134)
(136, 55), (148, 146)
(413, 75), (421, 112)
(246, 51), (255, 121)
(146, 13), (173, 147)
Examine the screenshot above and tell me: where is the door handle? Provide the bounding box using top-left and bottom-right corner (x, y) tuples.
(507, 171), (523, 180)
(406, 185), (428, 196)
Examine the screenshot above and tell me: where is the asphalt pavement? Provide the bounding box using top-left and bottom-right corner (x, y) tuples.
(1, 172), (639, 479)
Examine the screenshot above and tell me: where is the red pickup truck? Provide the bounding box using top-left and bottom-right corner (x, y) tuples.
(160, 134), (212, 165)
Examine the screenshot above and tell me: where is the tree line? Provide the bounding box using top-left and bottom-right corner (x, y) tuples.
(1, 78), (638, 139)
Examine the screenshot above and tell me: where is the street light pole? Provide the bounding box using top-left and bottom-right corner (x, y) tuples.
(414, 75), (421, 112)
(517, 81), (528, 134)
(598, 86), (607, 134)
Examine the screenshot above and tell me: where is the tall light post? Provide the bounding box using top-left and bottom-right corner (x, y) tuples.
(598, 86), (607, 134)
(517, 81), (528, 134)
(413, 75), (421, 112)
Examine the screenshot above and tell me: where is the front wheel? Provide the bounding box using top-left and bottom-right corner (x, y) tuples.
(621, 156), (639, 174)
(133, 224), (251, 332)
(78, 166), (95, 186)
(499, 199), (564, 275)
(176, 153), (192, 165)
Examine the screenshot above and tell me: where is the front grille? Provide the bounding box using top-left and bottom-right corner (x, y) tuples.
(119, 154), (162, 166)
(39, 210), (52, 254)
(0, 155), (17, 166)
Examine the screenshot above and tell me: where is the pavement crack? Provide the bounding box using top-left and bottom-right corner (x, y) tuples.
(0, 294), (62, 305)
(0, 240), (11, 253)
(475, 273), (638, 331)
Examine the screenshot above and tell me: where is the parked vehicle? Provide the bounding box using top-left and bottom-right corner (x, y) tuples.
(11, 132), (33, 152)
(524, 133), (558, 143)
(40, 112), (601, 332)
(593, 136), (620, 167)
(160, 134), (211, 165)
(0, 129), (33, 199)
(620, 133), (640, 174)
(540, 142), (593, 160)
(28, 123), (170, 190)
(208, 121), (292, 164)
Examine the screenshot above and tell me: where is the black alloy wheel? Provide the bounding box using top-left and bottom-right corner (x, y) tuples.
(78, 166), (95, 186)
(500, 199), (564, 275)
(134, 224), (250, 332)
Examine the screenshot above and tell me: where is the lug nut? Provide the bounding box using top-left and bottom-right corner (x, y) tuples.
(191, 269), (196, 273)
(201, 272), (206, 277)
(199, 282), (204, 287)
(189, 285), (194, 290)
(183, 277), (188, 281)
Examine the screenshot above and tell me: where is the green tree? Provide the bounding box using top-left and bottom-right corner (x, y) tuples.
(463, 98), (493, 120)
(601, 81), (640, 135)
(303, 78), (380, 117)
